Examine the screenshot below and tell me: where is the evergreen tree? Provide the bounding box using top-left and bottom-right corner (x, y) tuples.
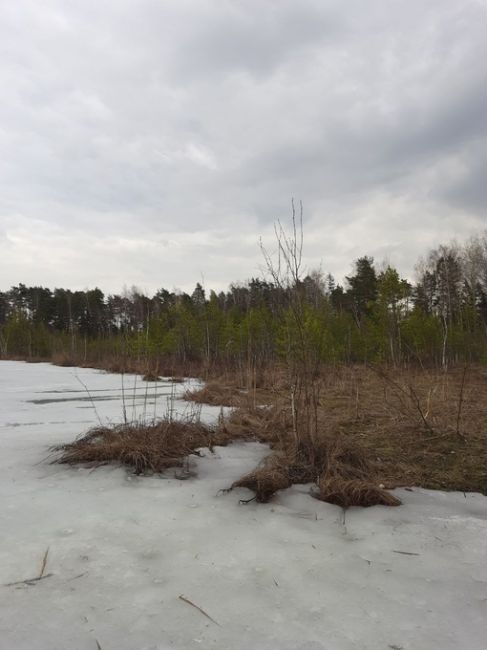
(346, 256), (378, 323)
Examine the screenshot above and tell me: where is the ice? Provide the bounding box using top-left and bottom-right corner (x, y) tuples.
(0, 361), (486, 650)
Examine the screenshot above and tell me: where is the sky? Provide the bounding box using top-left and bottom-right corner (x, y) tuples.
(1, 0), (487, 295)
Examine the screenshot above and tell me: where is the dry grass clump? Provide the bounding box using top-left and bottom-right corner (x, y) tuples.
(51, 352), (77, 367)
(318, 478), (401, 508)
(231, 452), (297, 502)
(215, 405), (290, 446)
(312, 436), (400, 506)
(51, 418), (213, 475)
(230, 434), (401, 507)
(184, 382), (245, 407)
(142, 371), (161, 382)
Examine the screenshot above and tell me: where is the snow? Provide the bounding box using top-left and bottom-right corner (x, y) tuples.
(0, 360), (486, 650)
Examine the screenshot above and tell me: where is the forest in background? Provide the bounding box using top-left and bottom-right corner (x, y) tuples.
(2, 232), (487, 375)
(5, 224), (487, 499)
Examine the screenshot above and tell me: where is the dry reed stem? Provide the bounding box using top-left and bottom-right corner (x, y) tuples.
(178, 595), (220, 626)
(4, 574), (54, 587)
(4, 548), (54, 587)
(39, 547), (49, 579)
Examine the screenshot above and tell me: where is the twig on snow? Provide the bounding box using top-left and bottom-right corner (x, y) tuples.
(4, 573), (53, 587)
(39, 547), (49, 578)
(392, 550), (420, 556)
(4, 547), (52, 587)
(178, 594), (220, 626)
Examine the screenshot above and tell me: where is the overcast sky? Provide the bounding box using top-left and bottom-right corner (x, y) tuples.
(1, 0), (486, 295)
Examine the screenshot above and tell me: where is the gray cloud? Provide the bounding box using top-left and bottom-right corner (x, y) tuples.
(1, 0), (486, 293)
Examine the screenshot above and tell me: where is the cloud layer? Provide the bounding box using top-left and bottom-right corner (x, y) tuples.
(1, 0), (486, 293)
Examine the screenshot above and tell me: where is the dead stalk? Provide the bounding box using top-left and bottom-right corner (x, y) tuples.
(39, 547), (49, 578)
(455, 365), (468, 440)
(178, 594), (220, 626)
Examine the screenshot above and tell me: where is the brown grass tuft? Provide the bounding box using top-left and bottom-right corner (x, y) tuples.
(184, 382), (245, 407)
(51, 418), (214, 475)
(142, 371), (161, 382)
(51, 352), (77, 367)
(317, 477), (401, 508)
(231, 452), (302, 502)
(230, 433), (401, 507)
(214, 405), (289, 446)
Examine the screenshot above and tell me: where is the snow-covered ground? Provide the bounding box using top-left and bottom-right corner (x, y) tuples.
(0, 361), (486, 650)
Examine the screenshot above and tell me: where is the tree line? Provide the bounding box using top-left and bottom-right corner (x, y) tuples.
(2, 233), (487, 370)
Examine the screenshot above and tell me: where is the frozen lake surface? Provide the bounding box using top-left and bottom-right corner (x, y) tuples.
(0, 360), (486, 650)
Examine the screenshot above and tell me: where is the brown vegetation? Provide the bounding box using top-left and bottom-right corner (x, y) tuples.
(48, 352), (204, 381)
(141, 371), (161, 382)
(192, 364), (487, 504)
(318, 478), (401, 508)
(51, 363), (487, 508)
(318, 365), (487, 495)
(216, 405), (287, 446)
(51, 352), (77, 367)
(51, 418), (215, 475)
(229, 434), (400, 506)
(183, 382), (248, 407)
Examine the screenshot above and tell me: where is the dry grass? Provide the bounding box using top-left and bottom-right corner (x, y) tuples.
(51, 352), (77, 367)
(51, 418), (215, 475)
(318, 478), (401, 508)
(47, 351), (206, 379)
(142, 371), (161, 382)
(184, 382), (247, 407)
(313, 436), (400, 507)
(215, 405), (288, 446)
(230, 434), (400, 506)
(319, 365), (487, 495)
(231, 452), (295, 502)
(51, 363), (487, 508)
(223, 364), (487, 505)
